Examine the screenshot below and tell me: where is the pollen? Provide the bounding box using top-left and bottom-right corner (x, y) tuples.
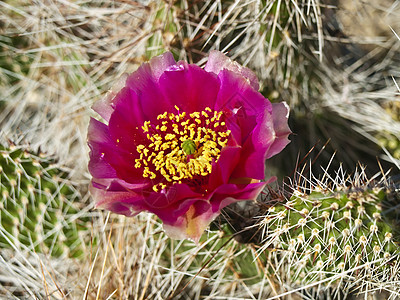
(134, 107), (230, 191)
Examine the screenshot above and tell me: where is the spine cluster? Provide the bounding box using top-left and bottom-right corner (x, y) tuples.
(257, 185), (400, 292)
(0, 145), (88, 258)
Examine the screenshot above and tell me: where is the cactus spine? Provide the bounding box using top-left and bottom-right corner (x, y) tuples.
(0, 144), (88, 258)
(257, 184), (400, 295)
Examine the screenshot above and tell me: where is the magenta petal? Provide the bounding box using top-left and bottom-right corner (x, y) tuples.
(231, 109), (275, 179)
(266, 102), (292, 159)
(162, 181), (266, 242)
(214, 69), (274, 179)
(128, 52), (176, 86)
(153, 196), (202, 226)
(88, 118), (144, 184)
(91, 177), (149, 193)
(163, 201), (214, 243)
(144, 183), (201, 210)
(88, 117), (112, 145)
(208, 146), (241, 189)
(215, 69), (270, 120)
(211, 181), (267, 211)
(108, 87), (147, 150)
(88, 144), (117, 179)
(126, 52), (177, 120)
(88, 118), (118, 179)
(105, 178), (149, 192)
(205, 50), (259, 91)
(159, 63), (220, 112)
(91, 182), (148, 216)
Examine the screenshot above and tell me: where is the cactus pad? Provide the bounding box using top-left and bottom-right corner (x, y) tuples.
(0, 145), (89, 258)
(257, 185), (400, 294)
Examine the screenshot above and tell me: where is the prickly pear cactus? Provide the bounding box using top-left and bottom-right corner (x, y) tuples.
(258, 185), (400, 294)
(0, 144), (88, 258)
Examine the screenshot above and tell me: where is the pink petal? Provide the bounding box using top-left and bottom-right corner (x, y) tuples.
(215, 69), (271, 120)
(88, 118), (145, 184)
(91, 182), (149, 216)
(265, 102), (292, 159)
(210, 181), (267, 212)
(205, 50), (259, 91)
(144, 183), (201, 210)
(158, 62), (220, 113)
(214, 69), (273, 179)
(94, 52), (177, 122)
(88, 118), (118, 179)
(231, 109), (276, 179)
(128, 52), (177, 85)
(88, 144), (117, 179)
(208, 145), (241, 189)
(108, 87), (148, 151)
(126, 52), (178, 120)
(163, 201), (215, 243)
(161, 181), (267, 243)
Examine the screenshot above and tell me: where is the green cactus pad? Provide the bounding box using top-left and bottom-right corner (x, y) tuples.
(0, 145), (89, 258)
(258, 186), (400, 288)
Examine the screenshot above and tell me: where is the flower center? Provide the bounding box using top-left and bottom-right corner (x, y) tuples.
(182, 139), (197, 155)
(134, 106), (231, 192)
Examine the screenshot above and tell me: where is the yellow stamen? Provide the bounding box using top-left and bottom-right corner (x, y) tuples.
(134, 107), (230, 191)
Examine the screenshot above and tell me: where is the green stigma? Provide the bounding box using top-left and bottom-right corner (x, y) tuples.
(182, 139), (197, 155)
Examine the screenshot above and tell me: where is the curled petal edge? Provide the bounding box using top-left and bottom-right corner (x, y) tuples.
(266, 102), (292, 159)
(205, 50), (259, 91)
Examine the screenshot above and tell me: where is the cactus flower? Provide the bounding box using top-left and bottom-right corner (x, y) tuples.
(88, 51), (291, 242)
